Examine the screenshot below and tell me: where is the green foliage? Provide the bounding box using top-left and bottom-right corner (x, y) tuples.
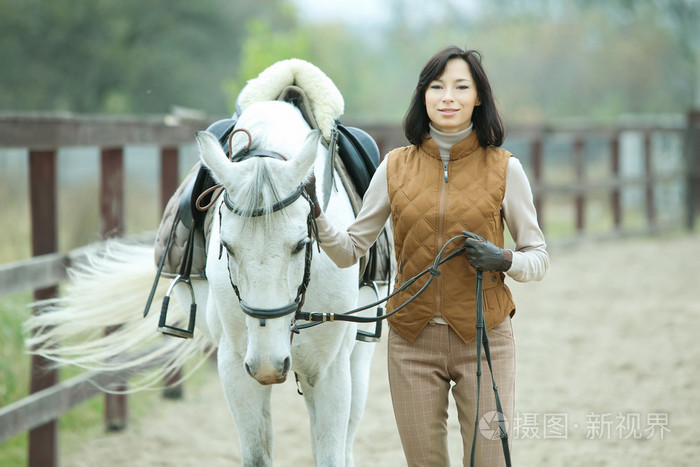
(0, 293), (32, 409)
(0, 0), (294, 115)
(0, 292), (32, 465)
(0, 0), (696, 121)
(224, 18), (312, 109)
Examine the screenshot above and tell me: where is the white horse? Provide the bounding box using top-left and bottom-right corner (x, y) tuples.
(26, 100), (376, 466)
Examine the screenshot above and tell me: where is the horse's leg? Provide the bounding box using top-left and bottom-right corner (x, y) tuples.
(218, 336), (274, 467)
(299, 348), (354, 466)
(346, 340), (375, 466)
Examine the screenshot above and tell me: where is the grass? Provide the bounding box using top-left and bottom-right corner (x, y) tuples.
(0, 151), (197, 466)
(0, 288), (209, 466)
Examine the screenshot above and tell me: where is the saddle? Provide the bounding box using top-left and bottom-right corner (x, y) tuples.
(147, 61), (393, 341)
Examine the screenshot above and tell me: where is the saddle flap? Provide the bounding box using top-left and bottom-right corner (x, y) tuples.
(177, 117), (238, 229)
(336, 124), (381, 198)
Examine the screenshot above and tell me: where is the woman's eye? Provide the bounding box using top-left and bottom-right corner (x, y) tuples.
(293, 238), (310, 254)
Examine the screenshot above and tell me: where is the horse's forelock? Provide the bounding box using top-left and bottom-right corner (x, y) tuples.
(224, 158), (285, 231)
(221, 101), (313, 229)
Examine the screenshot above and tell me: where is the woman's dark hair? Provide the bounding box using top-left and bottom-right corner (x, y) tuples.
(403, 46), (504, 148)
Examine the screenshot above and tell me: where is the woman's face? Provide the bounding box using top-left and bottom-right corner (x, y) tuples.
(424, 58), (480, 133)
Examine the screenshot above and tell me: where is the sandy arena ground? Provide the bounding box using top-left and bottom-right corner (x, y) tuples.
(62, 233), (700, 466)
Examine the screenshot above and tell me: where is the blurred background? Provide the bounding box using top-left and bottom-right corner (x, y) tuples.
(1, 0), (698, 257)
(1, 1), (699, 466)
(1, 0), (697, 122)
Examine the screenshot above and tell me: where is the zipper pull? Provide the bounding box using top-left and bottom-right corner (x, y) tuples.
(443, 162), (448, 182)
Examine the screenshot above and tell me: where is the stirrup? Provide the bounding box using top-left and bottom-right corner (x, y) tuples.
(355, 280), (383, 342)
(157, 275), (196, 339)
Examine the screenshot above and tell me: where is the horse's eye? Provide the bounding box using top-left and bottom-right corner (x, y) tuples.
(293, 238), (310, 254)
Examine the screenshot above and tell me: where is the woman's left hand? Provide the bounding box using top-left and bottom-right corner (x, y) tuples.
(462, 231), (512, 271)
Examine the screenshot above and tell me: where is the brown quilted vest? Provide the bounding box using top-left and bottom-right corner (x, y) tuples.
(386, 131), (516, 344)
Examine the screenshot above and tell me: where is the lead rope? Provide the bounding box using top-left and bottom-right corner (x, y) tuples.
(470, 269), (512, 467)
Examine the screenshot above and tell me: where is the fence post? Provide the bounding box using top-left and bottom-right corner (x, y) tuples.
(610, 132), (622, 231)
(28, 149), (59, 467)
(687, 110), (700, 230)
(159, 146), (184, 400)
(531, 136), (544, 232)
(643, 130), (656, 230)
(100, 147), (128, 431)
(573, 137), (585, 234)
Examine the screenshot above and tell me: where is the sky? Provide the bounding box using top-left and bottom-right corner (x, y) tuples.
(292, 0), (392, 26)
(292, 0), (481, 28)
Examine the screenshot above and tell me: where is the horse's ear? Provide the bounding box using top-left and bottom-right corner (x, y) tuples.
(290, 129), (322, 181)
(196, 131), (229, 182)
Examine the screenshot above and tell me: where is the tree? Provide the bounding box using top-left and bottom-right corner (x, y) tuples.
(0, 0), (296, 114)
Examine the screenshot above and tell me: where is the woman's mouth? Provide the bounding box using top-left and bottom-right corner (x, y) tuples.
(438, 108), (459, 115)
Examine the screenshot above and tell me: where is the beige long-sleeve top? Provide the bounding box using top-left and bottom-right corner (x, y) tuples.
(317, 125), (549, 283)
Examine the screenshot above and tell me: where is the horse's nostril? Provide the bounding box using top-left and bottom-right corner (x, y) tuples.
(245, 362), (254, 378)
(282, 357), (291, 375)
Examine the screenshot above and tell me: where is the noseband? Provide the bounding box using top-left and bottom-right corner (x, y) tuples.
(219, 128), (318, 326)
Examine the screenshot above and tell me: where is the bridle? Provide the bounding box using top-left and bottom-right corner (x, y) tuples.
(217, 128), (318, 327)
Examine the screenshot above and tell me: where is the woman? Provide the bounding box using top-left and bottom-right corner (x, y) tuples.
(314, 46), (549, 466)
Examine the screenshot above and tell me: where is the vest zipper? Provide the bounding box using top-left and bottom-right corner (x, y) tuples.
(436, 161), (448, 317)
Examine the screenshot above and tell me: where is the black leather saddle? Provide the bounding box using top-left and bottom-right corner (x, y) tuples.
(177, 117), (237, 231)
(336, 123), (380, 198)
(149, 93), (386, 340)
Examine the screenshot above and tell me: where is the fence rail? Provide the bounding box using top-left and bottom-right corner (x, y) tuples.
(0, 112), (212, 467)
(1, 110), (699, 467)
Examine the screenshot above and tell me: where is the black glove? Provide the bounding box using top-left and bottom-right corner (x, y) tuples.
(304, 173), (322, 218)
(462, 231), (512, 271)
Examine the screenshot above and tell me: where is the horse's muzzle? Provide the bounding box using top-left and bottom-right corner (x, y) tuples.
(245, 357), (291, 385)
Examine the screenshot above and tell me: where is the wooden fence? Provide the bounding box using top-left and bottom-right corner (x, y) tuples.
(503, 113), (698, 240)
(0, 111), (699, 466)
(362, 112), (699, 239)
(0, 113), (212, 467)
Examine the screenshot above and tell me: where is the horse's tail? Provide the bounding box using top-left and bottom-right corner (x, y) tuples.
(24, 239), (214, 393)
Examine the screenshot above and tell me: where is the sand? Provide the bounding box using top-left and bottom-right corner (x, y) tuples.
(62, 233), (700, 466)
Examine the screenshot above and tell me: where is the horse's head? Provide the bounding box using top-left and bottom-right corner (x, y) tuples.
(196, 101), (322, 385)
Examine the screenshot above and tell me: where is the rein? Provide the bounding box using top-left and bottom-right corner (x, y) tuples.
(293, 231), (511, 467)
(294, 233), (467, 329)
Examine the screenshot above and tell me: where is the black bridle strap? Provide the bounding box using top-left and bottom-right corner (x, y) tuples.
(223, 185), (305, 217)
(222, 193), (317, 323)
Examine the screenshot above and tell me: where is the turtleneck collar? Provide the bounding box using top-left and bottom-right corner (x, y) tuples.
(423, 123), (479, 162)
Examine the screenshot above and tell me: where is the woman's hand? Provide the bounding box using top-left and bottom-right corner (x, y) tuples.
(462, 231), (512, 271)
(303, 173), (322, 218)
